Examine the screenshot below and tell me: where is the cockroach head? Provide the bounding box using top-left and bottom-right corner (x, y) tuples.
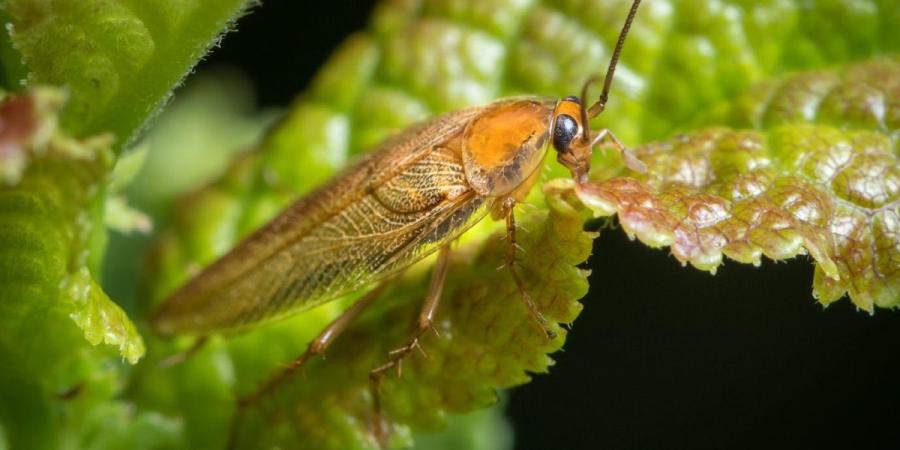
(552, 0), (643, 183)
(550, 96), (592, 183)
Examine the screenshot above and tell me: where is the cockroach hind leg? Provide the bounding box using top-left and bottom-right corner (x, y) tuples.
(228, 282), (387, 449)
(367, 245), (452, 447)
(368, 374), (391, 449)
(388, 338), (428, 359)
(367, 342), (414, 448)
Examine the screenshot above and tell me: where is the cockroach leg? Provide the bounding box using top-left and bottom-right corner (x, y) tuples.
(227, 282), (388, 449)
(55, 382), (85, 401)
(157, 336), (208, 368)
(591, 128), (647, 174)
(504, 202), (556, 340)
(369, 245), (451, 448)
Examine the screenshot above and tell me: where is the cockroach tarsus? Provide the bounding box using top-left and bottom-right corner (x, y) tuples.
(153, 1), (645, 447)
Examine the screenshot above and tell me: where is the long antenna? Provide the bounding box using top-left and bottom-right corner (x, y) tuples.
(587, 0), (641, 118)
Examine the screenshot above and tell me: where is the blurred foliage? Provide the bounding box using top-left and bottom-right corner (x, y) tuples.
(0, 0), (897, 449)
(2, 0), (251, 151)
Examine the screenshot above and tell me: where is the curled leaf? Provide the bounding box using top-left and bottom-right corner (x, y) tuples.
(0, 87), (144, 366)
(0, 87), (154, 450)
(66, 267), (145, 363)
(574, 59), (899, 311)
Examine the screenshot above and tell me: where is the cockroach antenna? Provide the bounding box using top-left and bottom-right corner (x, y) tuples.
(587, 0), (642, 119)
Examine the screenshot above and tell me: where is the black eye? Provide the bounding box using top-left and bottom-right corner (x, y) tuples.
(552, 114), (578, 152)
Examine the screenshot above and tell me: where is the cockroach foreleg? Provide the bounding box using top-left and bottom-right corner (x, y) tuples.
(504, 202), (556, 340)
(228, 282), (387, 449)
(369, 245), (451, 447)
(591, 128), (647, 174)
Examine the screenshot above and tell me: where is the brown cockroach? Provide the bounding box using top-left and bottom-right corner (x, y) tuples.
(152, 0), (644, 445)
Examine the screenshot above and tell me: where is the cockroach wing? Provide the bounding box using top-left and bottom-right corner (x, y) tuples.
(153, 106), (493, 336)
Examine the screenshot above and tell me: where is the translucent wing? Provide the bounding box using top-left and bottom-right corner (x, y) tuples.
(153, 106), (492, 335)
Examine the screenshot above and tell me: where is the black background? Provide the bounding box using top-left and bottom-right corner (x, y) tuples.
(198, 1), (900, 449)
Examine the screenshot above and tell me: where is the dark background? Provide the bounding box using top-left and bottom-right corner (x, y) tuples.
(198, 1), (900, 449)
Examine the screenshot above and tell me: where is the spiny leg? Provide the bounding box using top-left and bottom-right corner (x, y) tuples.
(591, 128), (647, 174)
(227, 282), (387, 449)
(369, 245), (451, 447)
(503, 199), (556, 340)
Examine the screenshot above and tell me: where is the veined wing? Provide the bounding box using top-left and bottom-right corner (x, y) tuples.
(153, 106), (492, 336)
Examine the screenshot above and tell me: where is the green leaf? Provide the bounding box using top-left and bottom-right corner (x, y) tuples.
(0, 1), (266, 449)
(129, 0), (899, 449)
(66, 266), (146, 363)
(0, 87), (144, 364)
(0, 9), (27, 91)
(105, 146), (153, 234)
(0, 88), (149, 449)
(2, 0), (252, 150)
(411, 400), (512, 450)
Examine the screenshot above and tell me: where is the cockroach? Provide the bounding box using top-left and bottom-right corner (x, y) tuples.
(152, 0), (645, 445)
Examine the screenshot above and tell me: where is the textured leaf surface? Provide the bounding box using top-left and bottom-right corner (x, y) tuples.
(0, 88), (150, 449)
(2, 0), (251, 149)
(575, 58), (899, 311)
(131, 1), (900, 449)
(0, 88), (144, 364)
(0, 1), (257, 448)
(0, 85), (61, 184)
